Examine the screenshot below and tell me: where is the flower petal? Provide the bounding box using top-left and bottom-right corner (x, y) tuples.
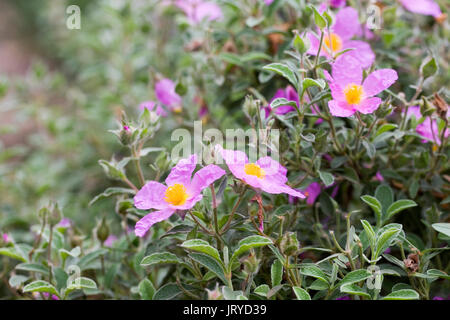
(328, 100), (356, 117)
(400, 0), (442, 17)
(135, 208), (175, 237)
(341, 40), (375, 69)
(189, 164), (226, 195)
(256, 156), (288, 184)
(363, 69), (398, 97)
(333, 7), (360, 40)
(165, 154), (198, 186)
(332, 54), (363, 86)
(134, 181), (168, 210)
(155, 78), (182, 108)
(356, 97), (382, 114)
(216, 145), (248, 180)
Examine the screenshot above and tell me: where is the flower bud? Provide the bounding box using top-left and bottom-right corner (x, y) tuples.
(280, 232), (300, 256)
(205, 284), (223, 300)
(243, 251), (260, 275)
(48, 202), (62, 226)
(96, 217), (110, 245)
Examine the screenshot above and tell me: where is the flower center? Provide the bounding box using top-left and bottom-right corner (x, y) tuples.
(324, 33), (343, 53)
(344, 84), (364, 105)
(244, 163), (265, 179)
(164, 183), (189, 206)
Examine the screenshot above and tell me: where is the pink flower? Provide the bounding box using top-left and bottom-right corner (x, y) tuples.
(325, 54), (398, 117)
(307, 7), (375, 68)
(175, 0), (223, 25)
(216, 145), (305, 199)
(407, 106), (449, 145)
(265, 0), (274, 4)
(400, 0), (442, 18)
(104, 235), (118, 247)
(375, 171), (384, 182)
(33, 292), (59, 300)
(139, 101), (168, 117)
(303, 182), (322, 206)
(265, 85), (299, 116)
(57, 218), (72, 229)
(133, 154), (225, 237)
(2, 233), (10, 243)
(329, 0), (346, 8)
(155, 79), (182, 111)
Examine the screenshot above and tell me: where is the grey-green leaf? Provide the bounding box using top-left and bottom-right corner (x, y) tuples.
(292, 286), (311, 300)
(382, 289), (419, 300)
(141, 252), (181, 267)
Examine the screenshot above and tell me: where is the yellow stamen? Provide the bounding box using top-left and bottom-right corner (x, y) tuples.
(324, 33), (343, 53)
(344, 84), (364, 105)
(164, 183), (189, 206)
(244, 163), (265, 179)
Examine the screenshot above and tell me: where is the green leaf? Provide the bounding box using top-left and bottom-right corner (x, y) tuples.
(181, 239), (222, 265)
(139, 278), (155, 300)
(262, 63), (298, 89)
(67, 277), (97, 290)
(432, 223), (450, 237)
(318, 170), (334, 187)
(427, 269), (450, 280)
(153, 283), (183, 300)
(374, 227), (402, 259)
(271, 259), (283, 287)
(189, 253), (227, 285)
(360, 220), (376, 250)
(338, 269), (372, 287)
(0, 247), (27, 262)
(254, 284), (270, 297)
(231, 235), (273, 263)
(382, 289), (419, 300)
(308, 279), (329, 291)
(293, 34), (310, 54)
(270, 98), (298, 111)
(140, 252), (181, 267)
(77, 249), (108, 270)
(9, 275), (29, 288)
(361, 195), (382, 225)
(16, 263), (50, 275)
(299, 265), (329, 284)
(302, 78), (325, 93)
(311, 6), (327, 29)
(89, 187), (135, 206)
(376, 124), (398, 137)
(375, 184), (394, 217)
(292, 287), (311, 300)
(385, 200), (417, 221)
(340, 283), (371, 299)
(23, 280), (59, 297)
(420, 56), (438, 79)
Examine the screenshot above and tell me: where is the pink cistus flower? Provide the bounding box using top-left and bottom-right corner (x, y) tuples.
(175, 0), (223, 25)
(407, 106), (449, 146)
(133, 154), (225, 237)
(324, 54), (398, 117)
(155, 78), (182, 112)
(307, 7), (375, 68)
(104, 235), (118, 247)
(399, 0), (442, 18)
(2, 233), (10, 243)
(329, 0), (346, 8)
(265, 85), (299, 116)
(216, 145), (305, 199)
(57, 218), (72, 229)
(265, 0), (274, 5)
(139, 101), (168, 117)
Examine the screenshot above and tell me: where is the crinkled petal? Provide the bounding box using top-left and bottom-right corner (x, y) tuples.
(333, 7), (360, 40)
(259, 181), (305, 198)
(135, 208), (175, 237)
(155, 78), (182, 108)
(328, 99), (356, 117)
(256, 156), (288, 184)
(166, 154), (198, 186)
(400, 0), (442, 17)
(134, 181), (168, 210)
(363, 69), (398, 97)
(216, 145), (248, 180)
(332, 54), (363, 86)
(306, 32), (328, 57)
(189, 164), (226, 195)
(303, 182), (322, 206)
(356, 97), (382, 114)
(341, 40), (375, 69)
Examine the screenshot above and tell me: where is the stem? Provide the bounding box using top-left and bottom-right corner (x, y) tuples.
(220, 187), (247, 235)
(188, 211), (214, 235)
(210, 184), (223, 250)
(132, 146), (145, 187)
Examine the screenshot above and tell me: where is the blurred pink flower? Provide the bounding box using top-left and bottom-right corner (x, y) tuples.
(400, 0), (442, 18)
(57, 218), (72, 229)
(303, 182), (322, 206)
(133, 154), (225, 237)
(324, 54), (398, 117)
(155, 79), (182, 111)
(175, 0), (223, 25)
(265, 85), (299, 116)
(407, 106), (449, 145)
(2, 233), (10, 243)
(216, 145), (305, 199)
(375, 171), (384, 182)
(265, 0), (274, 5)
(329, 0), (346, 8)
(104, 235), (118, 247)
(307, 7), (375, 68)
(139, 101), (168, 117)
